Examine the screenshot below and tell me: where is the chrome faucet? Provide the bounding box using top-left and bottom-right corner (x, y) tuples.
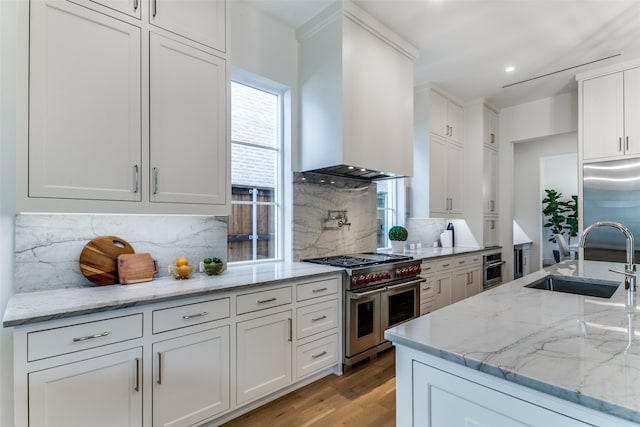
(579, 221), (636, 291)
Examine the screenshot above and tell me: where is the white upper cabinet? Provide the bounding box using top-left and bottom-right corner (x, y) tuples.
(430, 90), (464, 145)
(483, 147), (498, 215)
(150, 0), (226, 53)
(429, 134), (464, 216)
(582, 67), (640, 160)
(29, 1), (142, 202)
(149, 34), (227, 206)
(483, 105), (498, 149)
(297, 1), (417, 176)
(21, 0), (229, 214)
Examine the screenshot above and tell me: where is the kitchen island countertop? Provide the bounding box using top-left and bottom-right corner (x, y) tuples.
(3, 262), (344, 327)
(386, 260), (640, 424)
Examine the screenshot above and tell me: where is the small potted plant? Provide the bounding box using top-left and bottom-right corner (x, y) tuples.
(388, 226), (408, 253)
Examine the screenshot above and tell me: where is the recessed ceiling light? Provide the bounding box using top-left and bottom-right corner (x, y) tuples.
(505, 66), (516, 73)
(360, 168), (366, 172)
(348, 166), (355, 170)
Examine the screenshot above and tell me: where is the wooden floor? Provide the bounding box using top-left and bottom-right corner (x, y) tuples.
(221, 348), (396, 427)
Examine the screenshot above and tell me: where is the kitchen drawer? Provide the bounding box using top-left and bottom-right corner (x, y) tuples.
(467, 253), (482, 265)
(296, 277), (339, 301)
(420, 296), (436, 316)
(28, 314), (142, 361)
(237, 286), (292, 315)
(296, 299), (338, 339)
(420, 276), (436, 299)
(296, 333), (339, 379)
(420, 260), (437, 275)
(153, 297), (230, 334)
(453, 256), (468, 268)
(436, 258), (454, 271)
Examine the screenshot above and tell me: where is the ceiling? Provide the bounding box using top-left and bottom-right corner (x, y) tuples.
(243, 0), (640, 108)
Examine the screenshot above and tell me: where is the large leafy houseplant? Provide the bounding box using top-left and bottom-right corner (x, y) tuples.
(564, 195), (579, 244)
(542, 189), (568, 243)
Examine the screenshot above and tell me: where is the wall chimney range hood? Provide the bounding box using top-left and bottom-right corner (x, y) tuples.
(296, 0), (417, 181)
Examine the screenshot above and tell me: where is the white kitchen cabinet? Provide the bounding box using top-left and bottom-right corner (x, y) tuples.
(28, 0), (142, 203)
(153, 326), (230, 427)
(150, 0), (226, 52)
(430, 89), (464, 145)
(236, 310), (293, 404)
(451, 268), (468, 304)
(29, 347), (142, 427)
(483, 146), (499, 215)
(484, 217), (500, 248)
(483, 105), (499, 148)
(419, 272), (436, 315)
(429, 134), (464, 216)
(582, 67), (640, 160)
(433, 271), (452, 310)
(465, 255), (483, 298)
(149, 33), (227, 206)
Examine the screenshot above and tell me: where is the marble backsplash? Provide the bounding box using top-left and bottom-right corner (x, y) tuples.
(292, 173), (378, 260)
(405, 217), (447, 248)
(15, 214), (228, 292)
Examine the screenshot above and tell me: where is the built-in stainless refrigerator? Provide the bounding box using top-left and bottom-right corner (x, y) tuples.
(583, 158), (640, 262)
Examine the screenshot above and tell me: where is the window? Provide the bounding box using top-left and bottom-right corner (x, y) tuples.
(377, 180), (395, 249)
(229, 81), (282, 262)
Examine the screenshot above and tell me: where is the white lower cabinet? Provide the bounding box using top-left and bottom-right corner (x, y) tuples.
(296, 334), (339, 379)
(28, 347), (142, 427)
(236, 310), (293, 405)
(153, 327), (230, 427)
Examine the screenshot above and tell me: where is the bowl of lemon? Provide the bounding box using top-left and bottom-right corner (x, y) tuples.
(203, 257), (226, 276)
(168, 257), (196, 280)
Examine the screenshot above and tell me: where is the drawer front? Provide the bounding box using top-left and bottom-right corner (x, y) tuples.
(28, 314), (142, 361)
(420, 261), (437, 275)
(420, 276), (436, 299)
(237, 286), (292, 315)
(296, 333), (339, 379)
(453, 256), (468, 268)
(153, 298), (230, 334)
(467, 254), (482, 265)
(420, 296), (436, 315)
(297, 300), (338, 339)
(436, 258), (454, 270)
(297, 277), (339, 301)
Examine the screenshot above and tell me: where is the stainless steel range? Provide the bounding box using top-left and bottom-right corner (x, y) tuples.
(305, 253), (424, 366)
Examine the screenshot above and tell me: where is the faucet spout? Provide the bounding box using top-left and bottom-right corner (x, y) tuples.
(580, 221), (636, 291)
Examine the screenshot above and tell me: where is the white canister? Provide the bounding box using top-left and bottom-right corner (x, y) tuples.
(440, 230), (453, 248)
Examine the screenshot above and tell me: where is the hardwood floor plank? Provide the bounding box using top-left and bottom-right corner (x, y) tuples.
(221, 348), (396, 427)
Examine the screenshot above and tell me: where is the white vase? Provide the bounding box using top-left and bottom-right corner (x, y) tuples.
(391, 240), (404, 253)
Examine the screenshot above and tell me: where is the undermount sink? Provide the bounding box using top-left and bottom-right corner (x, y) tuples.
(525, 275), (621, 299)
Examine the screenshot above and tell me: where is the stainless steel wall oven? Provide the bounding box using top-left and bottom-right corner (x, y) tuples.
(483, 250), (504, 289)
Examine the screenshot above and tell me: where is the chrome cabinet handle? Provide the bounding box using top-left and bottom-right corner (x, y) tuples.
(490, 200), (495, 212)
(442, 263), (450, 268)
(619, 137), (623, 152)
(627, 136), (630, 151)
(157, 352), (163, 384)
(153, 167), (158, 194)
(152, 0), (157, 17)
(133, 0), (138, 11)
(134, 358), (140, 392)
(183, 311), (208, 320)
(312, 351), (327, 359)
(288, 318), (292, 342)
(437, 279), (442, 294)
(490, 133), (495, 144)
(73, 331), (111, 342)
(312, 315), (327, 322)
(133, 164), (139, 193)
(257, 297), (277, 304)
(312, 287), (328, 293)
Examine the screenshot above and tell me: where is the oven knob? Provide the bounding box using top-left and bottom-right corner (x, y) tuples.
(417, 266), (422, 274)
(365, 275), (372, 283)
(371, 274), (378, 282)
(377, 273), (384, 281)
(356, 276), (364, 285)
(385, 272), (391, 279)
(399, 268), (406, 277)
(411, 266), (419, 274)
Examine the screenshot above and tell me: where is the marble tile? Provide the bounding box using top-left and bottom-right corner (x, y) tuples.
(405, 217), (446, 247)
(292, 173), (378, 260)
(15, 214), (228, 292)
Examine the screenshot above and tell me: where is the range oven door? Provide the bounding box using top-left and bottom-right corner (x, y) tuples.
(346, 286), (384, 358)
(381, 278), (422, 331)
(483, 252), (505, 288)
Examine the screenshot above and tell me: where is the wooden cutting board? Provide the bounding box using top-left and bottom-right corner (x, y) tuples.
(79, 236), (135, 285)
(117, 253), (158, 285)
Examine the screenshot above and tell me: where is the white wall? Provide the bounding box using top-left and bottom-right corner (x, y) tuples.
(0, 1), (20, 424)
(514, 134), (577, 271)
(499, 91), (578, 278)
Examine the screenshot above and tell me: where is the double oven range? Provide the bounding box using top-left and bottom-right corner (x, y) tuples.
(305, 253), (424, 367)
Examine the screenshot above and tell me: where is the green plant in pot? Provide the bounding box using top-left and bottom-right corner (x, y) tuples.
(564, 195), (578, 245)
(542, 189), (577, 262)
(389, 226), (408, 253)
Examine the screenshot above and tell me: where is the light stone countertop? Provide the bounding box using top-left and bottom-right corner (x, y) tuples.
(2, 262), (344, 327)
(385, 260), (640, 424)
(387, 245), (492, 260)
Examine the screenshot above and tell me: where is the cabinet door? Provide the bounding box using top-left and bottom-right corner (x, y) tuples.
(236, 311), (292, 404)
(446, 143), (464, 214)
(29, 0), (141, 202)
(466, 266), (482, 298)
(484, 217), (499, 247)
(447, 100), (464, 145)
(483, 147), (498, 214)
(624, 67), (640, 156)
(150, 0), (226, 52)
(150, 33), (227, 206)
(429, 90), (449, 138)
(29, 347), (142, 427)
(429, 135), (448, 214)
(583, 72), (624, 160)
(433, 272), (452, 310)
(483, 106), (498, 148)
(153, 326), (230, 427)
(451, 269), (467, 304)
